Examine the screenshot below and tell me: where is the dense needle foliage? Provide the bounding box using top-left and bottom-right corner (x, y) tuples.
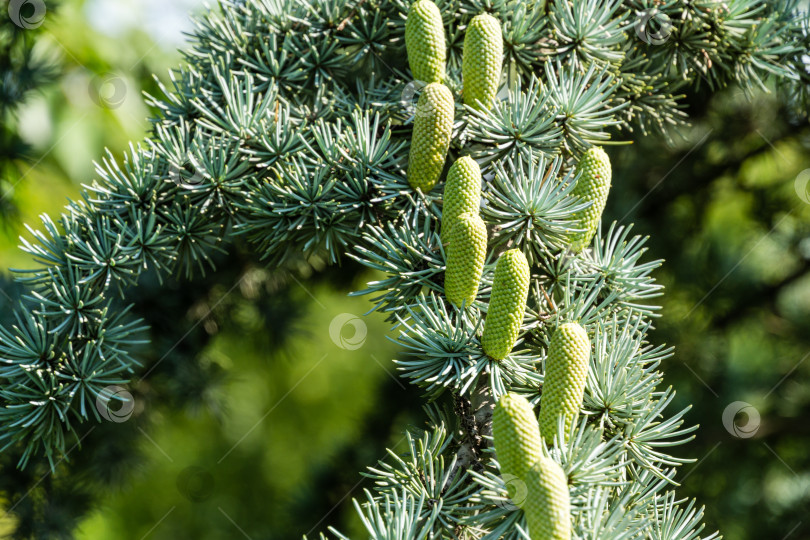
(0, 0), (808, 537)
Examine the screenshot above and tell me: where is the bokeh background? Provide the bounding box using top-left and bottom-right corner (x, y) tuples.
(1, 1), (808, 539)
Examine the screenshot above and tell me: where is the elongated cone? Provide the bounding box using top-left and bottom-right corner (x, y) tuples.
(462, 13), (503, 110)
(523, 456), (572, 540)
(538, 323), (590, 443)
(492, 393), (542, 505)
(405, 0), (446, 83)
(445, 213), (487, 307)
(408, 83), (454, 192)
(481, 249), (530, 360)
(441, 157), (482, 243)
(569, 147), (612, 252)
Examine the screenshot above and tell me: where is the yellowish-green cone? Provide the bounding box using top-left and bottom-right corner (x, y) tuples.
(405, 0), (446, 83)
(523, 456), (572, 540)
(569, 147), (612, 252)
(408, 82), (454, 192)
(538, 323), (590, 443)
(444, 212), (487, 307)
(481, 249), (530, 360)
(492, 393), (542, 506)
(462, 13), (503, 110)
(441, 157), (482, 243)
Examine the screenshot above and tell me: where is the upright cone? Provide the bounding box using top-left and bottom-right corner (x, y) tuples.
(444, 212), (487, 307)
(441, 157), (482, 243)
(492, 393), (542, 506)
(481, 249), (530, 360)
(462, 13), (503, 110)
(523, 456), (572, 540)
(569, 147), (612, 252)
(538, 322), (591, 443)
(408, 82), (454, 192)
(405, 0), (446, 83)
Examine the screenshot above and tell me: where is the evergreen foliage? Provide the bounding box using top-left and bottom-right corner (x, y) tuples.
(610, 89), (810, 540)
(0, 0), (808, 537)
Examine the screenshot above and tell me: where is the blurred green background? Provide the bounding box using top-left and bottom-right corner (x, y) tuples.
(1, 1), (809, 539)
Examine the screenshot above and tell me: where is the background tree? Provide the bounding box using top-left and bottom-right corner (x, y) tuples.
(0, 0), (59, 226)
(611, 87), (810, 540)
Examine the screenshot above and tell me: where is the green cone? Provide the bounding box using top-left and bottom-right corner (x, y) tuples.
(462, 13), (503, 111)
(523, 456), (571, 540)
(407, 82), (454, 192)
(405, 0), (446, 83)
(481, 249), (530, 360)
(441, 156), (482, 243)
(492, 393), (542, 504)
(444, 212), (487, 307)
(538, 322), (591, 443)
(569, 147), (612, 252)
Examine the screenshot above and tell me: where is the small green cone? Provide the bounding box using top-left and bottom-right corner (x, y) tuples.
(462, 13), (503, 111)
(492, 393), (542, 505)
(407, 82), (454, 192)
(405, 0), (446, 83)
(441, 157), (482, 244)
(523, 456), (572, 540)
(538, 322), (590, 443)
(444, 212), (487, 307)
(481, 249), (530, 360)
(569, 147), (612, 252)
